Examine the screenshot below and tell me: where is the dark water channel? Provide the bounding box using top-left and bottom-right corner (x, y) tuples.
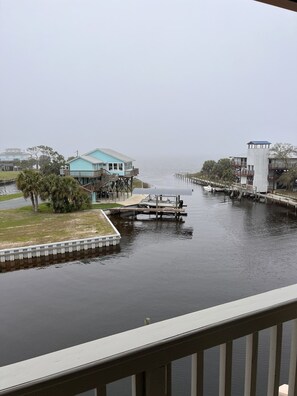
(1, 165), (297, 395)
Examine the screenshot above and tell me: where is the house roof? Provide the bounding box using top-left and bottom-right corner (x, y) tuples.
(68, 149), (135, 164)
(68, 155), (103, 164)
(80, 155), (103, 164)
(247, 141), (271, 145)
(255, 0), (297, 12)
(86, 148), (135, 163)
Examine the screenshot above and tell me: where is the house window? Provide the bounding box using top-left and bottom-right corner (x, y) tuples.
(119, 163), (123, 171)
(109, 163), (112, 171)
(114, 163), (118, 170)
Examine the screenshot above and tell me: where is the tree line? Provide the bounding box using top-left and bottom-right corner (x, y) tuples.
(3, 145), (70, 175)
(195, 158), (235, 183)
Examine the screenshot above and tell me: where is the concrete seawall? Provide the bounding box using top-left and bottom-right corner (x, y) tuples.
(0, 210), (121, 272)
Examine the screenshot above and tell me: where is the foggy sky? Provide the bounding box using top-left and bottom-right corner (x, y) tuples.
(0, 0), (297, 163)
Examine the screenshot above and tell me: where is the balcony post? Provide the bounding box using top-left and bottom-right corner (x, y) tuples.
(145, 365), (171, 396)
(191, 352), (204, 396)
(288, 319), (297, 396)
(244, 332), (259, 396)
(132, 373), (145, 396)
(219, 342), (233, 396)
(267, 324), (282, 396)
(132, 364), (171, 396)
(95, 386), (107, 396)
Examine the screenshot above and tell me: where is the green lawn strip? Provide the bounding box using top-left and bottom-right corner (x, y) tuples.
(0, 171), (20, 181)
(92, 203), (123, 209)
(0, 193), (23, 201)
(0, 207), (115, 250)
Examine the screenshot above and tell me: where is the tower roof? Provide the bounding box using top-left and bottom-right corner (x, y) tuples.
(247, 141), (271, 145)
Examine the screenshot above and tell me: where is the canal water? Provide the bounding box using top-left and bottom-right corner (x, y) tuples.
(0, 182), (18, 195)
(1, 158), (297, 395)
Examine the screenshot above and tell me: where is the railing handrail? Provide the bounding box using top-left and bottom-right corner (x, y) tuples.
(1, 284), (297, 395)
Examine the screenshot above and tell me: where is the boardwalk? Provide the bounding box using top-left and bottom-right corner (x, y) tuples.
(176, 173), (297, 212)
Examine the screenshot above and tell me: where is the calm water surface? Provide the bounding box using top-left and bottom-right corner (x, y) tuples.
(0, 182), (18, 195)
(1, 159), (297, 395)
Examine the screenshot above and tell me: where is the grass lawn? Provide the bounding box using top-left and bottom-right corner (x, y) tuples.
(0, 193), (23, 201)
(92, 203), (123, 209)
(0, 205), (116, 250)
(0, 171), (20, 181)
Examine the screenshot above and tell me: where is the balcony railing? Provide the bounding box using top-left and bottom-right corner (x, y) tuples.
(234, 168), (254, 177)
(1, 284), (297, 395)
(125, 168), (139, 177)
(60, 169), (139, 178)
(61, 170), (106, 178)
(269, 159), (297, 170)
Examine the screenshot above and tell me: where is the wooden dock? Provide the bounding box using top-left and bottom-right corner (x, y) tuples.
(109, 206), (187, 219)
(114, 187), (193, 220)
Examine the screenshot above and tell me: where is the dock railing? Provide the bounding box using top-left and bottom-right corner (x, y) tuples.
(1, 284), (297, 395)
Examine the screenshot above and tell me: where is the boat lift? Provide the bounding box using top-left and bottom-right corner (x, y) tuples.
(132, 187), (193, 219)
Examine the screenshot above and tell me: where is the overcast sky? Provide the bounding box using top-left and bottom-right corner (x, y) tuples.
(0, 0), (297, 164)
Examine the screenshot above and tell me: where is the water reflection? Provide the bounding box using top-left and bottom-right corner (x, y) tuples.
(0, 245), (121, 273)
(115, 217), (193, 238)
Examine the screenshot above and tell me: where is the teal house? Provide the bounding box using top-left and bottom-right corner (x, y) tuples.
(61, 148), (139, 202)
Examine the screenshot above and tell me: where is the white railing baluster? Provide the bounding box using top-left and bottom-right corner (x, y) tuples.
(244, 332), (259, 396)
(288, 319), (297, 396)
(191, 352), (204, 396)
(267, 324), (282, 396)
(219, 342), (233, 396)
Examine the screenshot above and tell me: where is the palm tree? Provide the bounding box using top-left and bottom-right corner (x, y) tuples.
(16, 170), (42, 212)
(41, 174), (90, 213)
